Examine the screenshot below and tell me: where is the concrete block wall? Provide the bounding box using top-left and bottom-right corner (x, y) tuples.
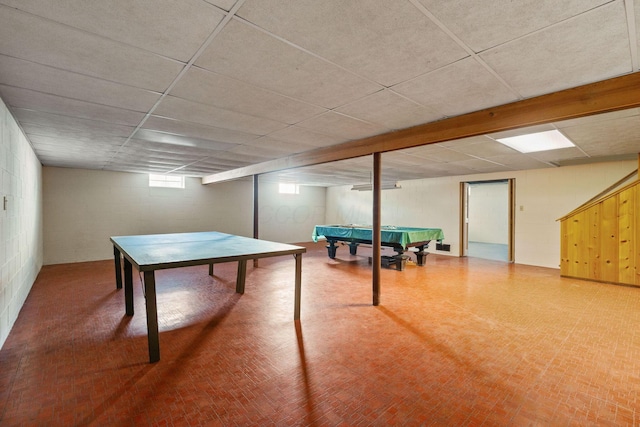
(0, 97), (43, 348)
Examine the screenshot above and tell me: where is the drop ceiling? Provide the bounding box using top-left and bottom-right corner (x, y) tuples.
(0, 0), (639, 187)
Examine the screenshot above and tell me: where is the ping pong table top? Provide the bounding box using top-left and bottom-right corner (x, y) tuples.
(111, 231), (306, 271)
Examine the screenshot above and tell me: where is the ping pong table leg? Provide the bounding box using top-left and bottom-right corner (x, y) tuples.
(124, 258), (134, 316)
(294, 253), (302, 320)
(144, 271), (160, 363)
(236, 260), (247, 293)
(209, 263), (214, 276)
(114, 246), (122, 289)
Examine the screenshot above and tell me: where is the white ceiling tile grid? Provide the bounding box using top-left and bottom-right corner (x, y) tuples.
(0, 0), (637, 186)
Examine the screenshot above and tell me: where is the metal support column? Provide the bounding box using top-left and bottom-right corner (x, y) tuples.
(372, 153), (381, 306)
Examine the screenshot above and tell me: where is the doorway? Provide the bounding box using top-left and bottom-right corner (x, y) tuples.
(460, 179), (515, 262)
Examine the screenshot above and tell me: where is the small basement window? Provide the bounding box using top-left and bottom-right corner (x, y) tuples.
(279, 183), (299, 194)
(149, 174), (185, 189)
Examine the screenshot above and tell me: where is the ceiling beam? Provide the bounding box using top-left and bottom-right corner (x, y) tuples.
(202, 72), (640, 185)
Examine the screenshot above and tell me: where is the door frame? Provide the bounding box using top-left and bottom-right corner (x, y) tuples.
(459, 178), (515, 262)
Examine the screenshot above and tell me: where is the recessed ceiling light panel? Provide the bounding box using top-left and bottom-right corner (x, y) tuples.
(496, 129), (575, 153)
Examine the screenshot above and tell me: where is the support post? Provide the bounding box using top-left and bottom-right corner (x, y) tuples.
(372, 153), (381, 306)
(294, 253), (302, 320)
(253, 174), (259, 267)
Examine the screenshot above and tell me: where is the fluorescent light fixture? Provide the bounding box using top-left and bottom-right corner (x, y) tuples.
(495, 129), (575, 153)
(351, 182), (401, 191)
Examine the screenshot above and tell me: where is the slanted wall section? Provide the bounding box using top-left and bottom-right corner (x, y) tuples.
(559, 167), (639, 285)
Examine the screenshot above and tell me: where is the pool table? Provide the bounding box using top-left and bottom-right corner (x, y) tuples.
(312, 225), (444, 271)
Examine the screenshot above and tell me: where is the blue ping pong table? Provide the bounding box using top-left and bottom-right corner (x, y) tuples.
(111, 231), (306, 363)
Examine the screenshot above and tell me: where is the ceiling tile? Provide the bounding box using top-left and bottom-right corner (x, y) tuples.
(451, 158), (511, 172)
(0, 85), (145, 127)
(422, 162), (476, 176)
(143, 115), (259, 145)
(0, 0), (225, 62)
(480, 2), (632, 98)
(194, 19), (381, 108)
(417, 0), (612, 52)
(392, 57), (518, 117)
(0, 1), (637, 184)
(14, 109), (135, 138)
(194, 148), (271, 166)
(119, 139), (232, 164)
(0, 55), (161, 112)
(484, 153), (554, 169)
(0, 6), (183, 92)
(560, 115), (640, 157)
(335, 89), (442, 130)
(133, 129), (237, 151)
(488, 124), (558, 140)
(447, 139), (519, 157)
(31, 135), (123, 152)
(526, 147), (590, 163)
(38, 159), (106, 168)
(244, 136), (319, 155)
(187, 155), (250, 170)
(437, 135), (488, 148)
(408, 146), (475, 163)
(31, 135), (120, 168)
(153, 96), (288, 135)
(225, 143), (293, 160)
(383, 151), (436, 167)
(203, 0), (236, 11)
(295, 111), (389, 140)
(554, 108), (640, 129)
(170, 67), (326, 124)
(264, 126), (344, 148)
(400, 143), (450, 157)
(237, 0), (468, 86)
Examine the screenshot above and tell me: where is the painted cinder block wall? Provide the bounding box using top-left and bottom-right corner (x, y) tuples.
(0, 97), (43, 349)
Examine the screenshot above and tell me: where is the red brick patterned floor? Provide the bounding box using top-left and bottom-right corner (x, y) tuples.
(1, 242), (639, 426)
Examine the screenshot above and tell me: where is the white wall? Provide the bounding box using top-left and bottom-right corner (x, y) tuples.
(0, 98), (43, 349)
(43, 168), (325, 265)
(326, 160), (637, 269)
(468, 181), (509, 244)
(257, 180), (326, 244)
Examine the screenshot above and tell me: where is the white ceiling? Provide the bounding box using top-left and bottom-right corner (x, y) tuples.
(0, 0), (639, 186)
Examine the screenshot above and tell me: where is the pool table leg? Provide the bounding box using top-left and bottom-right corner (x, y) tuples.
(395, 254), (407, 271)
(294, 253), (302, 320)
(348, 242), (359, 255)
(415, 244), (429, 266)
(326, 240), (338, 258)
